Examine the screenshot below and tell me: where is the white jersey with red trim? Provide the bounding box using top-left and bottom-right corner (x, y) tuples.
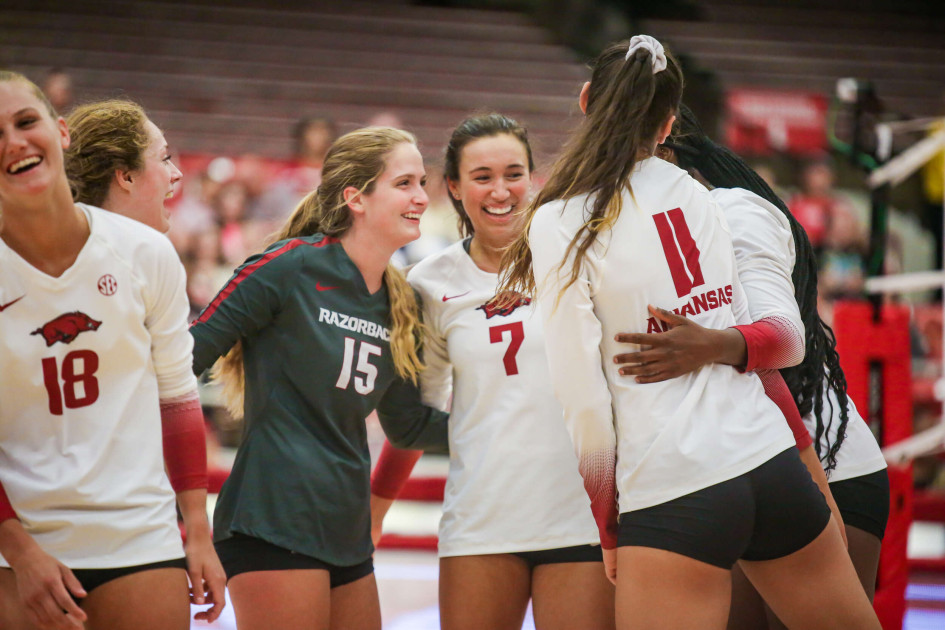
(713, 187), (886, 482)
(409, 241), (599, 557)
(0, 204), (191, 568)
(529, 157), (796, 516)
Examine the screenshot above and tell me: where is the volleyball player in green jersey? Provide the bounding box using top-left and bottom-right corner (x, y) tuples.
(190, 127), (448, 630)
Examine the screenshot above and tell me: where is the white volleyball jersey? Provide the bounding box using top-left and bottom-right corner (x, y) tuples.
(710, 188), (804, 343)
(0, 204), (193, 568)
(805, 384), (887, 482)
(714, 188), (886, 482)
(409, 241), (599, 556)
(529, 158), (795, 515)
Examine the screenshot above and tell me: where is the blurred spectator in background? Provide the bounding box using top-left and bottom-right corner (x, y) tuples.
(789, 159), (845, 256)
(183, 227), (230, 322)
(167, 169), (219, 254)
(245, 117), (338, 231)
(419, 163), (461, 242)
(236, 153), (288, 240)
(751, 161), (792, 202)
(921, 98), (944, 265)
(818, 198), (867, 302)
(285, 115), (336, 193)
(924, 119), (944, 208)
(212, 179), (252, 267)
(366, 110), (404, 129)
(41, 67), (74, 114)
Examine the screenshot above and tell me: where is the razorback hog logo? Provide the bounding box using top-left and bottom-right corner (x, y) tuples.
(477, 295), (532, 319)
(31, 312), (102, 347)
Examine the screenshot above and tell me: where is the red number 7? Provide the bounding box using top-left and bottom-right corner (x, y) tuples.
(489, 322), (524, 376)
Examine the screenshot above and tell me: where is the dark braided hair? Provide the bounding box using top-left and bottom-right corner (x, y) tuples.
(664, 105), (849, 472)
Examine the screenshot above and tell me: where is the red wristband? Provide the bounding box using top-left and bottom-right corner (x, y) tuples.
(161, 392), (209, 492)
(371, 441), (422, 500)
(733, 316), (804, 372)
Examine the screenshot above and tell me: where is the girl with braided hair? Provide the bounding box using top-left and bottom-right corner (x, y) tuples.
(499, 36), (880, 629)
(614, 105), (888, 626)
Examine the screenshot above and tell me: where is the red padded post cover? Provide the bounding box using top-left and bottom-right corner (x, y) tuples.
(833, 301), (912, 630)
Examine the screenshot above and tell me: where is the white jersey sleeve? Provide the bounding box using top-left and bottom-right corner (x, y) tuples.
(529, 204), (618, 545)
(140, 232), (200, 400)
(415, 291), (453, 413)
(713, 188), (804, 359)
(530, 206), (616, 467)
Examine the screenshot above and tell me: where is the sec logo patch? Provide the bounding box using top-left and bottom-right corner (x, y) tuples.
(98, 274), (118, 296)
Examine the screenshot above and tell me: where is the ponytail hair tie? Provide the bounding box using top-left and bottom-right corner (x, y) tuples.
(625, 35), (667, 74)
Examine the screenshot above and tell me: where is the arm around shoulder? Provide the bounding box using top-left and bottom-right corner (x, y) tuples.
(376, 376), (450, 454)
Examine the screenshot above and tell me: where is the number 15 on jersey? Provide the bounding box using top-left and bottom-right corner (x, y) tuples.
(336, 337), (381, 395)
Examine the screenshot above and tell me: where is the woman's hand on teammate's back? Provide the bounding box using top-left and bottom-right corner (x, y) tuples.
(614, 305), (747, 382)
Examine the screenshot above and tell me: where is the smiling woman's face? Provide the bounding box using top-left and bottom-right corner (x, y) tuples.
(113, 119), (182, 233)
(0, 79), (70, 207)
(448, 133), (531, 247)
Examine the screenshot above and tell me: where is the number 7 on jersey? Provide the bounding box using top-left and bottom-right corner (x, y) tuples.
(489, 322), (524, 376)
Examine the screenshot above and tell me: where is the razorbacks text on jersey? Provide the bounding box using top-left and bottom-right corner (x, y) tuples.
(190, 235), (447, 566)
(406, 240), (599, 557)
(0, 204), (190, 568)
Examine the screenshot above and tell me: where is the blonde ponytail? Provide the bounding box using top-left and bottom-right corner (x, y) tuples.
(212, 344), (245, 419)
(383, 264), (425, 382)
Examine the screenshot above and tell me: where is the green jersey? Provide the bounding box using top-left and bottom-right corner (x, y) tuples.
(191, 235), (446, 566)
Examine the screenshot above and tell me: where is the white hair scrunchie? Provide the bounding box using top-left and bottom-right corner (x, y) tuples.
(625, 35), (667, 74)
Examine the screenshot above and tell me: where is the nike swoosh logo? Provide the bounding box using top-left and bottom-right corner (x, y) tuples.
(0, 295), (25, 312)
(442, 291), (470, 302)
(316, 282), (339, 291)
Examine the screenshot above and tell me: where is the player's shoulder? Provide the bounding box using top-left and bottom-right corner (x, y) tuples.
(251, 233), (340, 271)
(532, 193), (590, 238)
(632, 157), (712, 206)
(711, 187), (791, 233)
(407, 240), (466, 289)
(84, 204), (178, 264)
(265, 233), (339, 256)
(635, 155), (696, 190)
(86, 203), (163, 243)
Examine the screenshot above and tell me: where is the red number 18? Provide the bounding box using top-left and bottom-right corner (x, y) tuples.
(41, 350), (100, 415)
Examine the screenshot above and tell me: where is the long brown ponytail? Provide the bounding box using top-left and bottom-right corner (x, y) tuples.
(499, 38), (684, 299)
